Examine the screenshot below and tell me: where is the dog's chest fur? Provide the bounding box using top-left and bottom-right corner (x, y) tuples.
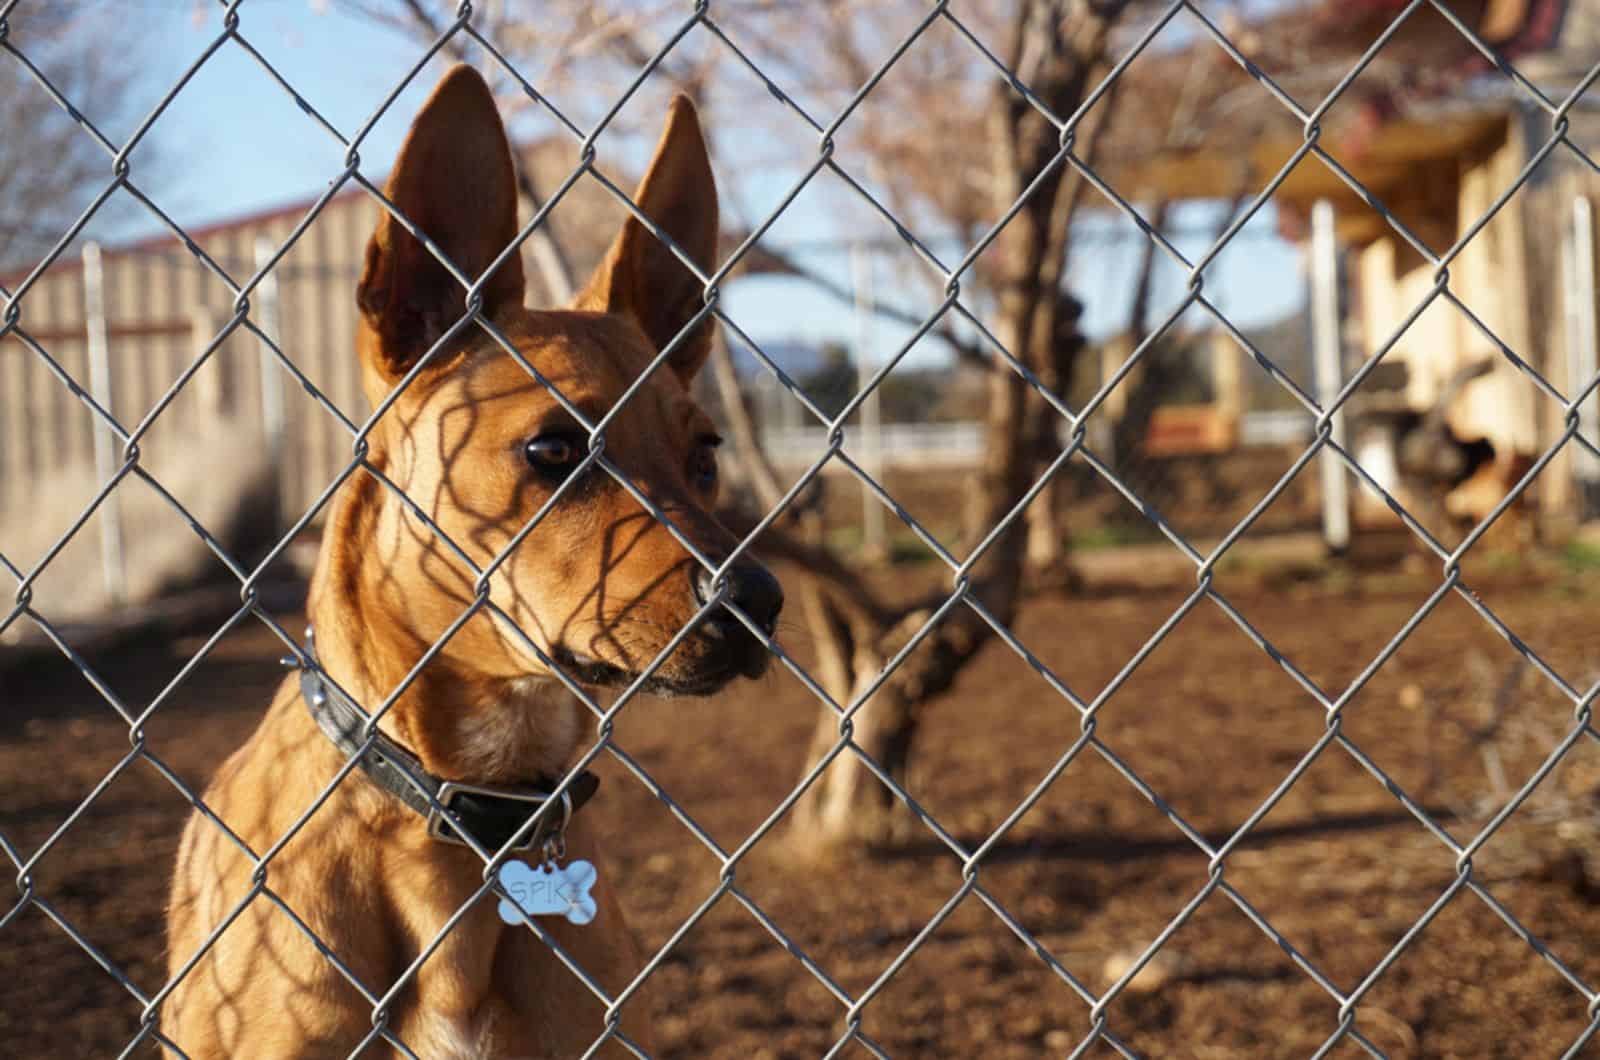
(450, 677), (584, 783)
(425, 1016), (498, 1060)
(421, 1015), (519, 1060)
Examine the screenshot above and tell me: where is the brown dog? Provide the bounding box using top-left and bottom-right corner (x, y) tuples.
(163, 65), (781, 1058)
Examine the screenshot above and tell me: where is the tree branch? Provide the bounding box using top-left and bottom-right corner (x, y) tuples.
(739, 242), (991, 369)
(716, 505), (895, 630)
(708, 331), (786, 512)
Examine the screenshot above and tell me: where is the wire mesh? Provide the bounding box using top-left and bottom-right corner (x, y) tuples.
(3, 1), (1600, 1057)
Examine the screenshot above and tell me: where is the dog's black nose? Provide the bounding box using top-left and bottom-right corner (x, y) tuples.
(696, 561), (784, 635)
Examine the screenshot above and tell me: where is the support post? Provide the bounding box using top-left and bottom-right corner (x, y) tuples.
(254, 237), (287, 522)
(1311, 200), (1350, 552)
(853, 243), (886, 559)
(1569, 197), (1599, 519)
(82, 242), (127, 607)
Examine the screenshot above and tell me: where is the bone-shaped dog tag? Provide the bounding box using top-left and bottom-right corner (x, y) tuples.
(497, 859), (598, 926)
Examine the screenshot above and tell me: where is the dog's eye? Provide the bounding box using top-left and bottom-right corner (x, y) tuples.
(690, 434), (721, 493)
(523, 433), (586, 480)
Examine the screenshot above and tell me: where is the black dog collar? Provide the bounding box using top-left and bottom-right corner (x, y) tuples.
(293, 628), (598, 854)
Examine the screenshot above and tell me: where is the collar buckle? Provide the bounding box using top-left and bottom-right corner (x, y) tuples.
(426, 780), (574, 852)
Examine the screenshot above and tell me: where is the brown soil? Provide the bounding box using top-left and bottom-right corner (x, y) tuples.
(3, 563), (1600, 1058)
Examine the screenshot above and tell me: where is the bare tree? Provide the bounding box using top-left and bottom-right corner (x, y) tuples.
(337, 0), (1142, 849)
(0, 6), (145, 272)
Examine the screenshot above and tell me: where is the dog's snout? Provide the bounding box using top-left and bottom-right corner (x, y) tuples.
(696, 562), (784, 634)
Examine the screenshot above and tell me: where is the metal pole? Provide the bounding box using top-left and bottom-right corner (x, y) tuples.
(82, 241), (127, 606)
(254, 237), (287, 521)
(1569, 197), (1599, 518)
(852, 243), (886, 559)
(1310, 200), (1350, 552)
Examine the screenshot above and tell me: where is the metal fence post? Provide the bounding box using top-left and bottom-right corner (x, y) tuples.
(81, 241), (126, 607)
(1567, 196), (1598, 519)
(852, 241), (886, 559)
(1311, 200), (1350, 553)
(254, 236), (287, 520)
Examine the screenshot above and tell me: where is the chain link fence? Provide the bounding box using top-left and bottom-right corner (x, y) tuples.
(4, 1), (1600, 1057)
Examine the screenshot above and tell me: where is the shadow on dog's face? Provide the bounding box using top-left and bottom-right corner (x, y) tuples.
(351, 66), (780, 696)
(391, 315), (778, 696)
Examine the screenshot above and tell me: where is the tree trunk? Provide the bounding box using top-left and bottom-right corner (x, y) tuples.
(789, 0), (1129, 852)
(790, 663), (906, 852)
(1023, 293), (1086, 570)
(1021, 87), (1118, 574)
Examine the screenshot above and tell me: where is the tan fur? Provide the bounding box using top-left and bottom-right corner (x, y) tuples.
(164, 66), (770, 1058)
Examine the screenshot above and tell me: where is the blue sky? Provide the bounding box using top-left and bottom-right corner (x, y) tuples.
(55, 0), (1305, 361)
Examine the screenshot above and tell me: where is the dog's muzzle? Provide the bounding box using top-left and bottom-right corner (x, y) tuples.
(691, 558), (782, 682)
(551, 560), (783, 696)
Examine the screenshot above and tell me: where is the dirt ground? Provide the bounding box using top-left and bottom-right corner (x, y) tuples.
(3, 552), (1600, 1059)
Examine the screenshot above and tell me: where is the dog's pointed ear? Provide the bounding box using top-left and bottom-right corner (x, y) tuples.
(356, 65), (525, 384)
(576, 95), (719, 383)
